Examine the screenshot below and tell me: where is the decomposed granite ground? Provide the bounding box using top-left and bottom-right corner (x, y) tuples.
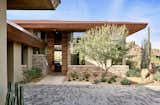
(24, 85), (160, 105)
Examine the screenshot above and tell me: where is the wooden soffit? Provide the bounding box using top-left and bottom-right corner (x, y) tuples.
(7, 21), (45, 48)
(7, 0), (61, 10)
(13, 20), (148, 35)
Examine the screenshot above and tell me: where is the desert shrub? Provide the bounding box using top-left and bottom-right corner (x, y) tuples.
(107, 76), (117, 83)
(126, 68), (141, 77)
(153, 71), (160, 81)
(126, 60), (137, 69)
(101, 77), (107, 82)
(100, 72), (107, 82)
(93, 72), (98, 78)
(83, 72), (90, 81)
(23, 67), (42, 82)
(70, 72), (79, 80)
(93, 79), (100, 84)
(121, 79), (131, 85)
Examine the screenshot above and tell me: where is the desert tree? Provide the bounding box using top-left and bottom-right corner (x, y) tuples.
(74, 25), (129, 72)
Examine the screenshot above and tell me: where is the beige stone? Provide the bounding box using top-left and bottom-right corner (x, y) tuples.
(141, 69), (149, 79)
(0, 0), (7, 104)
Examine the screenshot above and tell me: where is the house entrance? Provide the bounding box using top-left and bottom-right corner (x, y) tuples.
(54, 45), (62, 72)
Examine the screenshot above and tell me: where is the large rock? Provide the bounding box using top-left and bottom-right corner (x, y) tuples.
(141, 69), (149, 79)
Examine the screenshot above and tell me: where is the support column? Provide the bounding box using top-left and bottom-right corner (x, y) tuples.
(62, 32), (69, 75)
(0, 0), (7, 104)
(27, 47), (33, 68)
(13, 43), (22, 82)
(47, 32), (54, 72)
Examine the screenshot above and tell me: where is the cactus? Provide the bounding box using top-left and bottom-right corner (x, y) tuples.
(148, 27), (151, 65)
(5, 82), (24, 105)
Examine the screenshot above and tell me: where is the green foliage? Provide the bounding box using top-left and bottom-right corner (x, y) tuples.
(101, 73), (107, 82)
(107, 76), (117, 83)
(121, 79), (131, 85)
(153, 71), (160, 81)
(93, 79), (100, 84)
(83, 72), (91, 81)
(70, 72), (79, 80)
(6, 82), (24, 105)
(126, 68), (141, 77)
(141, 39), (151, 69)
(23, 67), (42, 82)
(126, 60), (137, 69)
(74, 25), (129, 71)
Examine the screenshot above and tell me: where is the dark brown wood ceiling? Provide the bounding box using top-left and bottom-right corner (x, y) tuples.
(7, 0), (61, 10)
(13, 20), (148, 35)
(7, 21), (45, 48)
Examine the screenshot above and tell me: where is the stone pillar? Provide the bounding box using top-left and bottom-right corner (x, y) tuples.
(62, 32), (69, 75)
(0, 0), (7, 104)
(47, 32), (54, 72)
(27, 47), (33, 68)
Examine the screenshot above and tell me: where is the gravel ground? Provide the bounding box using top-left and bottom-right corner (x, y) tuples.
(24, 85), (160, 105)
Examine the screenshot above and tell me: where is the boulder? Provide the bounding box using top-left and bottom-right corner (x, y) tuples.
(141, 69), (149, 79)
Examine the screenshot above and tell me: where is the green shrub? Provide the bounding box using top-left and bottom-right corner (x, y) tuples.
(93, 79), (100, 84)
(153, 71), (160, 81)
(107, 76), (117, 84)
(83, 72), (91, 81)
(126, 68), (141, 77)
(70, 72), (79, 80)
(121, 79), (131, 85)
(101, 77), (107, 82)
(23, 67), (42, 82)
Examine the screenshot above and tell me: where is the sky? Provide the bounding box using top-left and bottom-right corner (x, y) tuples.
(7, 0), (160, 49)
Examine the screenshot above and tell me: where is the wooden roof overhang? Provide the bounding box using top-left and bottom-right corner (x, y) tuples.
(7, 21), (45, 48)
(7, 0), (61, 10)
(13, 20), (148, 35)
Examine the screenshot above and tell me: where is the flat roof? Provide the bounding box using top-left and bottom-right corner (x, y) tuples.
(7, 0), (61, 10)
(7, 21), (45, 48)
(13, 20), (148, 35)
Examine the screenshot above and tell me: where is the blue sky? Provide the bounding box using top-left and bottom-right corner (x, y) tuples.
(7, 0), (160, 49)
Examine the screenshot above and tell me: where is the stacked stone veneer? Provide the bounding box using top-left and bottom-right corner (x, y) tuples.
(47, 32), (54, 72)
(62, 33), (69, 75)
(68, 65), (129, 77)
(32, 54), (48, 75)
(108, 65), (129, 77)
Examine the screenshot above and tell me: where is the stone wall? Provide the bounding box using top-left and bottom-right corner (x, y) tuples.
(68, 65), (129, 77)
(32, 54), (48, 75)
(108, 65), (129, 77)
(68, 65), (103, 73)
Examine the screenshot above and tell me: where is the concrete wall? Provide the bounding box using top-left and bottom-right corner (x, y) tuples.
(0, 0), (7, 104)
(7, 42), (33, 83)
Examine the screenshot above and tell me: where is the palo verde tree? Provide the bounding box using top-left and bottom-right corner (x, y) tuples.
(74, 25), (129, 72)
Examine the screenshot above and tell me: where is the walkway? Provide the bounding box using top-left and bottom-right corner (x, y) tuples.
(34, 73), (65, 85)
(24, 85), (160, 105)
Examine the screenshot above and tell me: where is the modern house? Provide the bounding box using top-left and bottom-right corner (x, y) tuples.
(0, 0), (148, 104)
(13, 20), (147, 75)
(0, 0), (60, 104)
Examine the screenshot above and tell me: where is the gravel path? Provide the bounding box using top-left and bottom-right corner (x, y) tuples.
(24, 85), (160, 105)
